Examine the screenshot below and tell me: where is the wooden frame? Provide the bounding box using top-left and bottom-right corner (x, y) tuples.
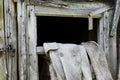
(0, 0), (117, 80)
(26, 3), (115, 80)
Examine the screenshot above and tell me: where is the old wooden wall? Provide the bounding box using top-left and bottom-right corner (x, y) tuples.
(0, 0), (118, 80)
(4, 0), (18, 80)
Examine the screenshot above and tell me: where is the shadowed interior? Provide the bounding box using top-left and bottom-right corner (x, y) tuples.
(37, 16), (99, 80)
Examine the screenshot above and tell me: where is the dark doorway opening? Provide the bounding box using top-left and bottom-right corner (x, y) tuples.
(37, 16), (98, 46)
(37, 16), (99, 80)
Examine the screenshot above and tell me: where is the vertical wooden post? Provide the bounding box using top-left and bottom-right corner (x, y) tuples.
(4, 0), (17, 80)
(108, 10), (117, 80)
(97, 16), (104, 47)
(109, 32), (117, 79)
(103, 11), (110, 69)
(27, 6), (38, 80)
(0, 0), (6, 80)
(110, 0), (120, 36)
(17, 0), (27, 80)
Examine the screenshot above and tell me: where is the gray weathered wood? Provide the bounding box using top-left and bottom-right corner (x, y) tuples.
(110, 0), (120, 36)
(97, 15), (104, 47)
(103, 11), (110, 67)
(17, 0), (27, 80)
(108, 10), (117, 80)
(79, 45), (92, 80)
(90, 6), (113, 16)
(88, 16), (93, 30)
(30, 1), (113, 8)
(83, 41), (113, 80)
(36, 47), (44, 54)
(27, 6), (38, 80)
(0, 0), (6, 80)
(4, 0), (17, 80)
(103, 11), (117, 79)
(109, 34), (117, 80)
(35, 6), (102, 18)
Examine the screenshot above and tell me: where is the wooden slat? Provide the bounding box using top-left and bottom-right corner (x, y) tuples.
(4, 0), (17, 80)
(35, 6), (101, 18)
(30, 1), (113, 8)
(27, 6), (38, 80)
(108, 10), (117, 80)
(110, 0), (120, 36)
(90, 6), (113, 16)
(103, 11), (110, 67)
(97, 15), (104, 47)
(36, 47), (44, 54)
(109, 32), (117, 79)
(4, 0), (10, 80)
(102, 11), (117, 79)
(17, 0), (27, 80)
(88, 16), (93, 30)
(0, 0), (6, 80)
(83, 41), (113, 80)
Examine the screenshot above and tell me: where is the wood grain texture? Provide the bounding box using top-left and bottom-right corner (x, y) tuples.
(4, 0), (17, 80)
(17, 0), (27, 80)
(110, 0), (120, 36)
(82, 41), (113, 80)
(27, 6), (38, 80)
(0, 0), (6, 80)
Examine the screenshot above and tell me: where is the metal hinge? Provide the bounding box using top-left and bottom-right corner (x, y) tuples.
(0, 45), (15, 57)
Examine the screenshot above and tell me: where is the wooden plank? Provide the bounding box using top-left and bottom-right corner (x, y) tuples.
(108, 10), (117, 80)
(97, 15), (104, 47)
(109, 33), (117, 79)
(30, 0), (114, 3)
(4, 0), (17, 80)
(17, 0), (27, 80)
(103, 11), (110, 68)
(90, 6), (113, 16)
(110, 0), (120, 36)
(88, 16), (93, 30)
(35, 6), (101, 18)
(102, 11), (117, 79)
(36, 47), (44, 53)
(27, 6), (38, 80)
(79, 46), (92, 80)
(83, 41), (113, 80)
(31, 1), (113, 9)
(3, 1), (10, 80)
(0, 0), (6, 80)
